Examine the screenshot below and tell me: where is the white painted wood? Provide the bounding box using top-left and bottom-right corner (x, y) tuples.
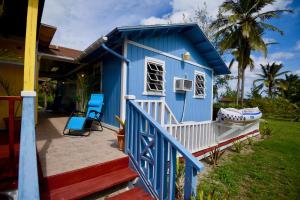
(120, 39), (128, 122)
(135, 99), (178, 125)
(143, 56), (166, 96)
(165, 120), (259, 154)
(193, 70), (206, 99)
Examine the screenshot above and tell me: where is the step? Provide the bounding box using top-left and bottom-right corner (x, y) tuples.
(106, 187), (154, 200)
(42, 156), (129, 191)
(41, 157), (139, 200)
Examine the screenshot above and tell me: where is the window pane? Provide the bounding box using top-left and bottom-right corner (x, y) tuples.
(195, 74), (205, 97)
(146, 60), (164, 94)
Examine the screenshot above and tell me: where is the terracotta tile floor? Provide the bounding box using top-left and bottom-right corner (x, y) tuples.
(36, 112), (126, 177)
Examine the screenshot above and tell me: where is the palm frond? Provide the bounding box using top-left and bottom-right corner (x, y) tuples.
(258, 22), (284, 35)
(255, 9), (293, 21)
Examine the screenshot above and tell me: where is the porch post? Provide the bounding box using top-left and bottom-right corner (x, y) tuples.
(120, 38), (128, 122)
(18, 0), (40, 199)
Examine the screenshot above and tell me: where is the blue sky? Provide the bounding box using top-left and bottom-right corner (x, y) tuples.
(42, 0), (300, 95)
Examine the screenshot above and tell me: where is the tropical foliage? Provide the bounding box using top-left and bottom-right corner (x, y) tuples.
(211, 0), (292, 104)
(280, 74), (300, 105)
(254, 63), (289, 98)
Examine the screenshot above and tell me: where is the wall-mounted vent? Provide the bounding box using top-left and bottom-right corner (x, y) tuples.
(174, 78), (192, 92)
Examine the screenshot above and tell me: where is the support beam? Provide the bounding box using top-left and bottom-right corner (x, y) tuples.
(120, 39), (128, 122)
(23, 0), (39, 91)
(18, 0), (40, 199)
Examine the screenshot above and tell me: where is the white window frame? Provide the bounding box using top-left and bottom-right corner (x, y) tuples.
(193, 71), (206, 98)
(143, 56), (166, 96)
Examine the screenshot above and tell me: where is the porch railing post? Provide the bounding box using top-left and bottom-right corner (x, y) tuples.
(8, 99), (15, 160)
(184, 161), (198, 200)
(18, 95), (39, 199)
(18, 0), (40, 199)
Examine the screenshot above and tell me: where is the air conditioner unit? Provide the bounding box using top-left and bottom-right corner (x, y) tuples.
(175, 78), (192, 92)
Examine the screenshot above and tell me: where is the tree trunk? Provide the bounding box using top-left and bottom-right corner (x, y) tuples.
(236, 67), (241, 105)
(43, 92), (47, 111)
(241, 69), (245, 106)
(269, 83), (273, 98)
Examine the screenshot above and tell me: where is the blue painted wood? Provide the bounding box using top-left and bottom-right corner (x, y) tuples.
(102, 53), (122, 127)
(127, 40), (213, 122)
(18, 96), (39, 200)
(126, 100), (204, 199)
(184, 161), (198, 200)
(133, 33), (209, 66)
(169, 146), (177, 200)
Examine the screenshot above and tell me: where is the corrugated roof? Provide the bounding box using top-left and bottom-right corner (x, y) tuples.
(80, 23), (230, 75)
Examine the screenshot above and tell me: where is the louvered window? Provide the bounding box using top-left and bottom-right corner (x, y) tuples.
(194, 72), (205, 98)
(144, 57), (165, 95)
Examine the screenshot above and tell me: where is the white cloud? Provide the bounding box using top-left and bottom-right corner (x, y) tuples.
(263, 37), (277, 44)
(141, 0), (293, 25)
(141, 0), (224, 25)
(295, 41), (300, 50)
(226, 50), (292, 96)
(42, 0), (170, 50)
(295, 70), (300, 75)
(270, 52), (295, 60)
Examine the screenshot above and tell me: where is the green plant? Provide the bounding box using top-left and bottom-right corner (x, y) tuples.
(195, 189), (229, 200)
(255, 63), (289, 98)
(206, 147), (225, 166)
(247, 137), (254, 146)
(175, 158), (185, 200)
(260, 122), (272, 138)
(115, 115), (126, 135)
(77, 73), (99, 112)
(232, 141), (244, 153)
(210, 0), (292, 104)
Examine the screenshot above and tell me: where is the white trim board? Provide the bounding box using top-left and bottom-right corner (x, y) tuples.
(143, 56), (166, 96)
(120, 38), (128, 122)
(127, 40), (212, 72)
(102, 122), (119, 132)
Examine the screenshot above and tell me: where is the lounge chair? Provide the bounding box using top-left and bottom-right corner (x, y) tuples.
(63, 93), (104, 136)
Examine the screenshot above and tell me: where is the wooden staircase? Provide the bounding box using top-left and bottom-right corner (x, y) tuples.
(40, 156), (153, 200)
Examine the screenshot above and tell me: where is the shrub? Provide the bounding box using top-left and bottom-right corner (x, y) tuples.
(175, 158), (185, 200)
(247, 97), (300, 120)
(260, 122), (272, 138)
(195, 188), (229, 200)
(206, 147), (225, 166)
(232, 141), (244, 153)
(247, 137), (254, 145)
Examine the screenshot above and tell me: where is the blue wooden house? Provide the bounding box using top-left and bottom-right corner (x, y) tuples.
(1, 12), (262, 199)
(79, 23), (230, 129)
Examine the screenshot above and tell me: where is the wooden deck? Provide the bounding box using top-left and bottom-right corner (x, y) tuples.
(36, 112), (126, 177)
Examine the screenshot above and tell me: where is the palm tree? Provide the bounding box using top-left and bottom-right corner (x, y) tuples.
(211, 0), (292, 105)
(280, 74), (300, 103)
(255, 63), (289, 98)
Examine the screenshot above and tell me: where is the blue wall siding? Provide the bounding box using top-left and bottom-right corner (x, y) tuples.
(133, 33), (209, 67)
(127, 37), (213, 122)
(102, 54), (121, 127)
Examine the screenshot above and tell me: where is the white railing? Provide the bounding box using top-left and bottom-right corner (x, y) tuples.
(135, 99), (260, 157)
(135, 100), (178, 126)
(165, 120), (260, 155)
(165, 121), (216, 153)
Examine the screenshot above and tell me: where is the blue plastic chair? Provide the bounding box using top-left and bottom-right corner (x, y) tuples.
(63, 93), (104, 136)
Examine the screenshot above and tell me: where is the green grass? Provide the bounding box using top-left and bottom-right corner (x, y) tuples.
(198, 120), (300, 200)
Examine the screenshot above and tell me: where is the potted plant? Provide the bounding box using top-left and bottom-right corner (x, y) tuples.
(115, 115), (125, 151)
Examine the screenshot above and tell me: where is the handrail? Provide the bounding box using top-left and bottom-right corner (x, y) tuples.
(0, 96), (22, 160)
(165, 121), (216, 154)
(126, 100), (204, 199)
(135, 99), (179, 125)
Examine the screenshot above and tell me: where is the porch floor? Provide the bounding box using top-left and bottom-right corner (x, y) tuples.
(36, 112), (126, 177)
